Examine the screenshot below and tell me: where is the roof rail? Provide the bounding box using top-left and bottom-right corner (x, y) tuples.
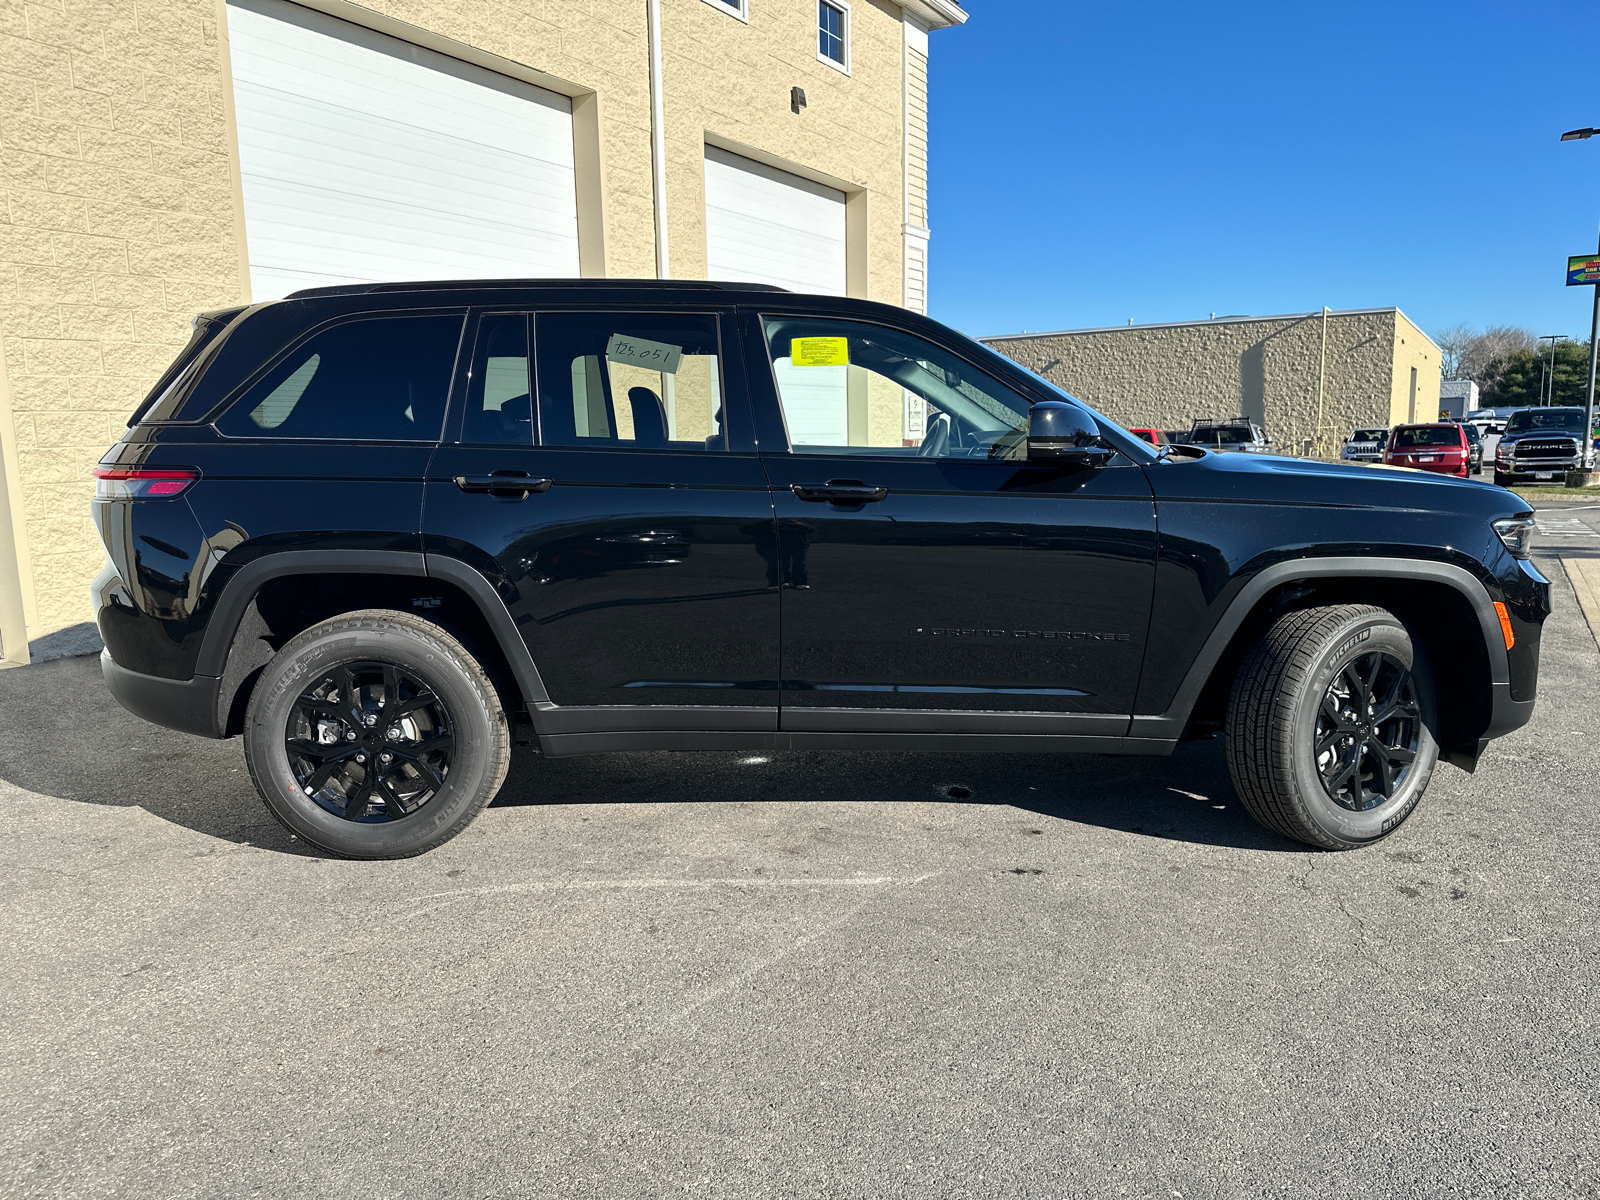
(284, 278), (792, 299)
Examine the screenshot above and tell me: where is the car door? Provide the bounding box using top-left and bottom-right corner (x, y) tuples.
(743, 308), (1158, 738)
(424, 307), (779, 733)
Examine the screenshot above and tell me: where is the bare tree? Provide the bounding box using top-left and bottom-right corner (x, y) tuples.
(1434, 323), (1474, 380)
(1430, 324), (1540, 392)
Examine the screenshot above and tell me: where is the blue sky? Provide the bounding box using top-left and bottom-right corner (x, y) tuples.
(927, 1), (1600, 346)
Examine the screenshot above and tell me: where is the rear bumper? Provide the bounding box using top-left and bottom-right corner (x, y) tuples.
(101, 650), (224, 739)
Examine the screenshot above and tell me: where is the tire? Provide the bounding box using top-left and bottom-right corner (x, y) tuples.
(1225, 604), (1439, 850)
(243, 609), (511, 859)
(1493, 471), (1510, 487)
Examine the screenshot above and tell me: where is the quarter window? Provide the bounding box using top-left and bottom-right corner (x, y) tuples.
(818, 1), (848, 70)
(534, 313), (727, 450)
(216, 312), (462, 441)
(761, 315), (1033, 459)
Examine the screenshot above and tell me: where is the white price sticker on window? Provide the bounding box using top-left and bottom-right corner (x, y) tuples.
(606, 334), (683, 375)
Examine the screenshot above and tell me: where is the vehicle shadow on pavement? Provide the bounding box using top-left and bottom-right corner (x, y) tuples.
(0, 654), (1301, 855)
(493, 736), (1302, 853)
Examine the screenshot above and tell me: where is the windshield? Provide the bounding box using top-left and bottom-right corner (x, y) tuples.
(1504, 409), (1583, 434)
(1191, 425), (1254, 444)
(1392, 426), (1460, 448)
(1350, 429), (1386, 442)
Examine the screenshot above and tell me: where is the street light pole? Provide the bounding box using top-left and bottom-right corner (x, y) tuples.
(1539, 334), (1561, 406)
(1560, 128), (1600, 471)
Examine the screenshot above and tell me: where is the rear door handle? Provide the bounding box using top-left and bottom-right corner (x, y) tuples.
(790, 480), (889, 504)
(454, 471), (552, 497)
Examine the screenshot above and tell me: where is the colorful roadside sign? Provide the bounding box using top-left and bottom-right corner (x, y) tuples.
(1567, 254), (1600, 285)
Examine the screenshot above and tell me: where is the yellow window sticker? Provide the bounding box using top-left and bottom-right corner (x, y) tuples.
(791, 336), (849, 367)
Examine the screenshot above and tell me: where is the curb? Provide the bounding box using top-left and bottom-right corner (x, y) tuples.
(1561, 555), (1600, 656)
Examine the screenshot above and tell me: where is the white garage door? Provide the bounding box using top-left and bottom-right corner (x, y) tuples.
(705, 147), (848, 444)
(704, 146), (846, 296)
(226, 0), (580, 301)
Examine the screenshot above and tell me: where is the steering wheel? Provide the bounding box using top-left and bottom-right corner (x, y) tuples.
(919, 411), (952, 457)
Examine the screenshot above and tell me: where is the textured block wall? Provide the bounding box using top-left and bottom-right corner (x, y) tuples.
(985, 311), (1428, 451)
(1, 0), (244, 639)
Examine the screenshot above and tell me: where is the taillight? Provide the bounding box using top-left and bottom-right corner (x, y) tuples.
(93, 466), (199, 499)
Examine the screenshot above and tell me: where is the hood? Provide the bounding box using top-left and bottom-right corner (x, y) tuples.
(1162, 448), (1524, 518)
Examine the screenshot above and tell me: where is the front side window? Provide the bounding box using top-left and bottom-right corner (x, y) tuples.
(216, 312), (462, 441)
(761, 315), (1034, 459)
(535, 312), (726, 450)
(818, 1), (847, 68)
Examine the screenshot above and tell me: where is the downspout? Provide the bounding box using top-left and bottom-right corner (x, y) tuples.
(647, 0), (670, 278)
(1315, 305), (1329, 457)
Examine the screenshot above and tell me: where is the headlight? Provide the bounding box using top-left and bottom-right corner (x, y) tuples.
(1493, 516), (1535, 559)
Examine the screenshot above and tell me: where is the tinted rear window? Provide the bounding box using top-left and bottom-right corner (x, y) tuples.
(1392, 426), (1460, 448)
(215, 313), (463, 441)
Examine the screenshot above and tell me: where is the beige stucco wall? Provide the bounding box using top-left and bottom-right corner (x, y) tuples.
(1391, 309), (1441, 426)
(985, 310), (1438, 453)
(0, 0), (925, 650)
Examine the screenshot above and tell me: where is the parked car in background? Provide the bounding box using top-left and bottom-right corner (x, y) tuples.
(1384, 423), (1470, 477)
(1340, 427), (1389, 463)
(1458, 420), (1484, 475)
(1493, 406), (1587, 486)
(1186, 417), (1273, 453)
(1128, 427), (1171, 447)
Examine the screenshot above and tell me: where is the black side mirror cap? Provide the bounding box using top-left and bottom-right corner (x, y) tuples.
(1026, 400), (1114, 466)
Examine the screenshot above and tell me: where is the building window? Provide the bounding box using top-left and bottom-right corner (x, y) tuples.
(700, 0), (747, 20)
(818, 1), (849, 72)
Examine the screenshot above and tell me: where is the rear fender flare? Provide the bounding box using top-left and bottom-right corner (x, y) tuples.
(196, 549), (552, 710)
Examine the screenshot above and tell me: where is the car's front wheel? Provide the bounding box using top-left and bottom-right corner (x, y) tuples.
(243, 609), (510, 859)
(1225, 604), (1438, 850)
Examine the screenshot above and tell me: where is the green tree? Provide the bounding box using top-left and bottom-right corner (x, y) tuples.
(1483, 340), (1593, 407)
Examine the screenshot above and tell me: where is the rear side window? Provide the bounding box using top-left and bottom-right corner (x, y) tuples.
(534, 312), (726, 450)
(216, 313), (463, 441)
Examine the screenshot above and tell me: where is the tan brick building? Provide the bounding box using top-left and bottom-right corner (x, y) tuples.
(0, 0), (966, 664)
(985, 308), (1441, 455)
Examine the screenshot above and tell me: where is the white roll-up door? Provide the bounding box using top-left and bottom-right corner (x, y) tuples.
(704, 146), (847, 296)
(225, 0), (580, 300)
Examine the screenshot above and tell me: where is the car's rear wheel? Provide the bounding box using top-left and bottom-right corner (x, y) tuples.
(243, 609), (510, 859)
(1225, 604), (1438, 850)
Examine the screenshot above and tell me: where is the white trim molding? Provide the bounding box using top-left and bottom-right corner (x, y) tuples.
(699, 0), (748, 23)
(901, 0), (967, 30)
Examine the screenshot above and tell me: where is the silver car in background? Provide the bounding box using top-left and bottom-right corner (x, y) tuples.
(1341, 427), (1389, 463)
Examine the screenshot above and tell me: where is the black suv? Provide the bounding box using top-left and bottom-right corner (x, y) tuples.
(94, 280), (1548, 859)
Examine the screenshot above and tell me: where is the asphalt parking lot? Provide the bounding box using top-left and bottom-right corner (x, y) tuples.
(3, 505), (1598, 1199)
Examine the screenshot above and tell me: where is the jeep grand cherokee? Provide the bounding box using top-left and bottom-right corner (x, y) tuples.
(93, 280), (1549, 858)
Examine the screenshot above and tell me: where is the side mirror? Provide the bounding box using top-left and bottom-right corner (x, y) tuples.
(1027, 401), (1113, 465)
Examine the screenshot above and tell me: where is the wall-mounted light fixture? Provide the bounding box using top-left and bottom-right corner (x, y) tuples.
(790, 87), (807, 114)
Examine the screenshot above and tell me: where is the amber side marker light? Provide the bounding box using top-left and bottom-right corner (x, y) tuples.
(93, 467), (199, 499)
(1493, 601), (1515, 649)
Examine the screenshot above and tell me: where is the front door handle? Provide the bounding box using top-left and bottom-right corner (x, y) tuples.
(454, 471), (552, 498)
(790, 480), (889, 504)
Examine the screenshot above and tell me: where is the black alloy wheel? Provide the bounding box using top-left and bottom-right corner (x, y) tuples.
(1313, 650), (1420, 811)
(244, 609), (510, 858)
(287, 660), (454, 823)
(1225, 603), (1439, 850)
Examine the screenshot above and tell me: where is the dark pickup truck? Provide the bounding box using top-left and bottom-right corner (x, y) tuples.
(94, 280), (1548, 858)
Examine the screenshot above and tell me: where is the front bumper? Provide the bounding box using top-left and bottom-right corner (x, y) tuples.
(101, 651), (224, 739)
